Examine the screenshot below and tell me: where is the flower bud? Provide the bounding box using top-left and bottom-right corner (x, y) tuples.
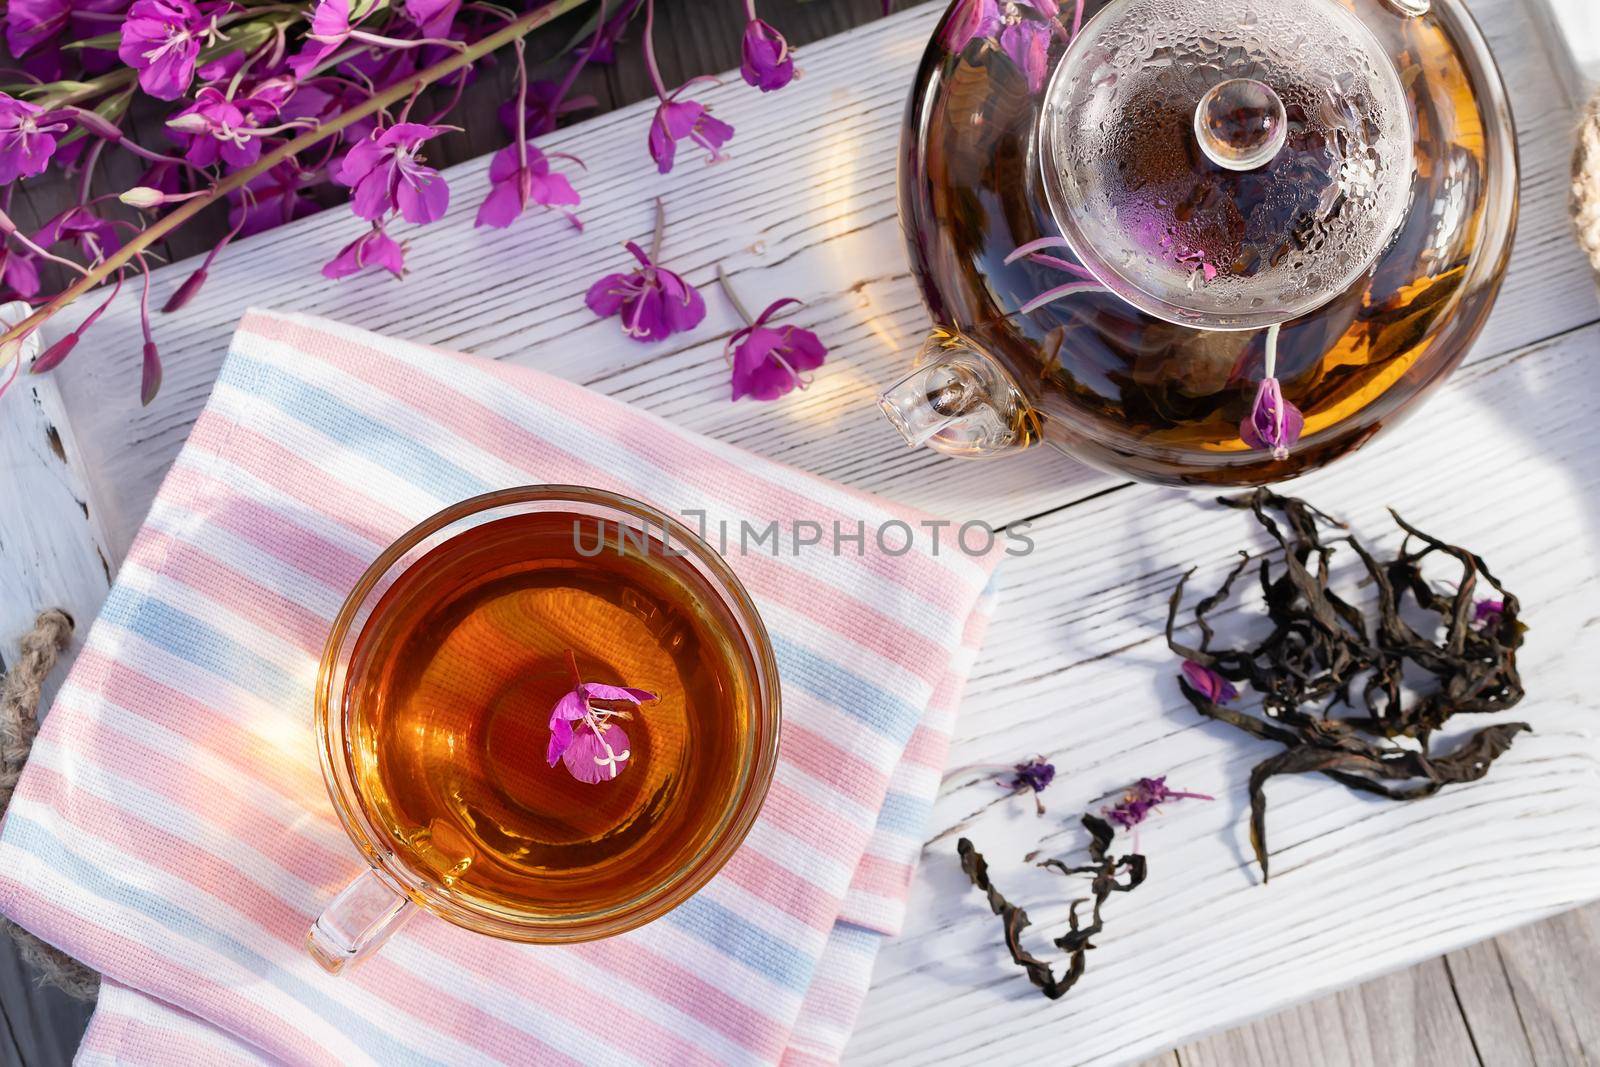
(119, 186), (168, 209)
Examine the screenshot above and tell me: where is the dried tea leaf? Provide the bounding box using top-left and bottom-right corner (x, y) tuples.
(957, 815), (1146, 1000)
(1168, 490), (1530, 881)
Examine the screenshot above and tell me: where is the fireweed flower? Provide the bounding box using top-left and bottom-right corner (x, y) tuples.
(718, 269), (827, 402)
(642, 0), (732, 173)
(547, 652), (656, 784)
(5, 0), (69, 58)
(0, 93), (65, 183)
(336, 122), (452, 224)
(117, 0), (216, 101)
(1180, 659), (1237, 705)
(166, 85), (285, 170)
(740, 11), (795, 92)
(476, 143), (582, 230)
(1240, 323), (1304, 461)
(1473, 598), (1505, 629)
(1103, 776), (1212, 831)
(0, 246), (41, 300)
(289, 0), (350, 76)
(35, 207), (121, 264)
(586, 199), (706, 343)
(323, 223), (406, 280)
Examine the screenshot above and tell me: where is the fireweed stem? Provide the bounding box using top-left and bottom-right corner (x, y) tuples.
(564, 648), (582, 688)
(649, 196), (665, 260)
(642, 0), (669, 99)
(513, 37), (529, 172)
(1263, 322), (1281, 379)
(716, 265), (754, 326)
(4, 0), (597, 350)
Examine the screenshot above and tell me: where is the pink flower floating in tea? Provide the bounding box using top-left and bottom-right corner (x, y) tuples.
(1239, 323), (1305, 462)
(547, 652), (657, 784)
(1102, 776), (1212, 831)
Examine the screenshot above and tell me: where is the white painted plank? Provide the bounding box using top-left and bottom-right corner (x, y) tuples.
(0, 2), (1594, 1065)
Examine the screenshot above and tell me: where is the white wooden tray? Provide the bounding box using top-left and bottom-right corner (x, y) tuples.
(1, 2), (1597, 1063)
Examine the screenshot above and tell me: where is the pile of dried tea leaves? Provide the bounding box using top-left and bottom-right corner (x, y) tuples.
(957, 814), (1145, 1000)
(1167, 489), (1529, 881)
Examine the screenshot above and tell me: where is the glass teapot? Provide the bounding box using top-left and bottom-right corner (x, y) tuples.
(879, 0), (1517, 486)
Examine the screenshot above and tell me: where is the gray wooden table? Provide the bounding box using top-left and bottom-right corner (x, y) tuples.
(2, 0), (1598, 1063)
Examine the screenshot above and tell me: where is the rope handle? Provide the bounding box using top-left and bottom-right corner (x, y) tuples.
(2, 609), (99, 1001)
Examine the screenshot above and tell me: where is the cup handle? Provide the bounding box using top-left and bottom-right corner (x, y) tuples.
(306, 868), (415, 974)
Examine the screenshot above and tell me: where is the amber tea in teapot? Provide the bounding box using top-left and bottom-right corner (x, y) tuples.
(881, 0), (1518, 486)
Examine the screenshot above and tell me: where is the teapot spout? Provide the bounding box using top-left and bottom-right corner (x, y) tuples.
(878, 331), (1032, 458)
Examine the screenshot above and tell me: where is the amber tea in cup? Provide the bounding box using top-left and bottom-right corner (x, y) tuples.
(309, 487), (780, 972)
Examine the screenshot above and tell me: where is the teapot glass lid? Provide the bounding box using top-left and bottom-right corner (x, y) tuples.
(1038, 0), (1415, 331)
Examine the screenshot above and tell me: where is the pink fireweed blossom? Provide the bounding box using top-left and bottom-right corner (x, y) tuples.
(1240, 323), (1304, 461)
(335, 122), (452, 225)
(740, 7), (795, 91)
(35, 206), (121, 263)
(323, 223), (407, 280)
(642, 0), (732, 173)
(289, 0), (350, 76)
(547, 654), (656, 784)
(0, 246), (41, 300)
(475, 143), (582, 230)
(1180, 659), (1237, 705)
(1103, 776), (1212, 831)
(648, 95), (734, 173)
(166, 85), (287, 170)
(586, 199), (706, 343)
(0, 93), (66, 183)
(719, 269), (827, 402)
(117, 0), (218, 101)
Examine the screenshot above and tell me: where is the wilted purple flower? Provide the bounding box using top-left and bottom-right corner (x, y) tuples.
(166, 86), (282, 169)
(740, 17), (795, 92)
(336, 122), (451, 225)
(1000, 755), (1056, 815)
(726, 297), (827, 402)
(475, 143), (581, 230)
(1473, 598), (1505, 630)
(587, 239), (706, 343)
(1180, 659), (1238, 705)
(323, 224), (406, 280)
(547, 676), (656, 784)
(939, 0), (1001, 52)
(998, 17), (1051, 93)
(0, 93), (65, 183)
(1103, 776), (1212, 831)
(0, 246), (41, 300)
(648, 96), (733, 174)
(1240, 376), (1304, 461)
(118, 0), (212, 101)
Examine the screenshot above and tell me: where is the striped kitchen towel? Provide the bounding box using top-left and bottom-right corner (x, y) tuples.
(0, 310), (1003, 1066)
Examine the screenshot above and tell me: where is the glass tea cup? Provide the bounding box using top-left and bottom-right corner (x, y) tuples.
(308, 486), (780, 973)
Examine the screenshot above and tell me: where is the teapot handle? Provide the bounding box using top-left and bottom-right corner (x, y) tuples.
(306, 868), (415, 975)
(878, 331), (1033, 457)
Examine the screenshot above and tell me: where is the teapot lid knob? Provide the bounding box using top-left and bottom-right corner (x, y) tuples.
(1037, 0), (1415, 331)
